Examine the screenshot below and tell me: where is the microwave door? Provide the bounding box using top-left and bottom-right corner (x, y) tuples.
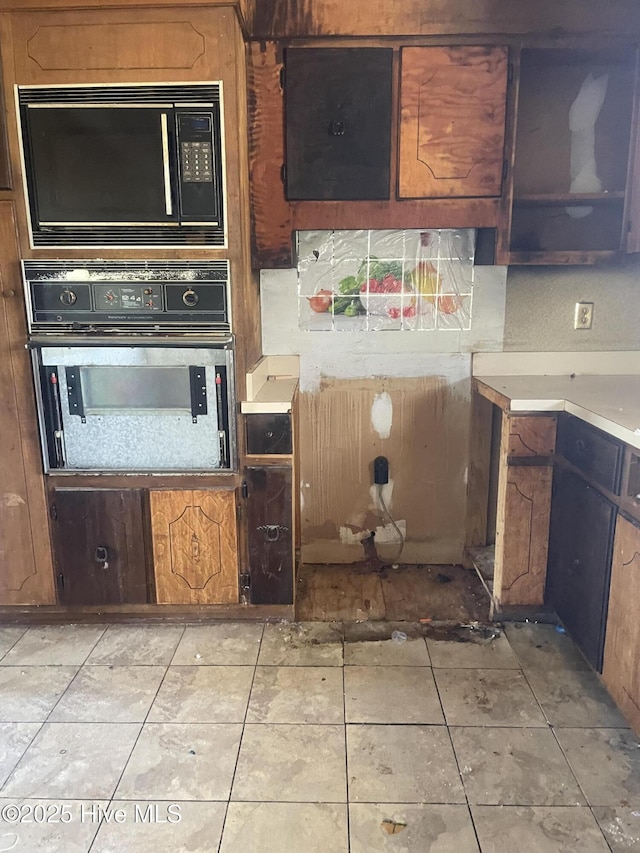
(24, 105), (179, 225)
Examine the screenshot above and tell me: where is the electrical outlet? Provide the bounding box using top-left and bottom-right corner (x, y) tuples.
(574, 302), (593, 330)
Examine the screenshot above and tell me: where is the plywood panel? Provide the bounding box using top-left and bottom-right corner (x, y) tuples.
(11, 7), (237, 85)
(603, 515), (640, 734)
(25, 21), (205, 70)
(251, 0), (640, 38)
(0, 201), (54, 604)
(150, 490), (239, 605)
(465, 392), (493, 552)
(298, 376), (469, 565)
(507, 415), (556, 457)
(494, 412), (553, 606)
(399, 47), (508, 199)
(248, 41), (292, 268)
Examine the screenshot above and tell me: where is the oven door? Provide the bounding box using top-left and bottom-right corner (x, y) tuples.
(32, 344), (235, 473)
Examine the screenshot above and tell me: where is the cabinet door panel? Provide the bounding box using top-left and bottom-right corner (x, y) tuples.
(0, 202), (54, 604)
(150, 490), (238, 604)
(246, 467), (293, 605)
(546, 467), (617, 671)
(285, 48), (393, 200)
(399, 46), (508, 198)
(51, 489), (149, 605)
(603, 515), (640, 732)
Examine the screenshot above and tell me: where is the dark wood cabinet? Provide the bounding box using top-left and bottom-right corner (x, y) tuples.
(546, 466), (617, 671)
(399, 46), (508, 199)
(284, 48), (393, 200)
(51, 489), (150, 606)
(245, 466), (294, 605)
(246, 413), (293, 455)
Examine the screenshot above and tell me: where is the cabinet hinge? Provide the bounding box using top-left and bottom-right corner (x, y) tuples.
(50, 503), (57, 521)
(241, 481), (249, 499)
(628, 220), (633, 233)
(502, 159), (508, 181)
(57, 571), (64, 589)
(240, 572), (251, 590)
(280, 163), (287, 185)
(508, 63), (514, 83)
(279, 65), (285, 90)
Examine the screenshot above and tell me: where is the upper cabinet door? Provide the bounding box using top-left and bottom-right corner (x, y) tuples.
(399, 46), (508, 198)
(285, 47), (393, 200)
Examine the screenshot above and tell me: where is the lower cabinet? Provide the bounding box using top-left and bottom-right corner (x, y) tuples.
(150, 490), (239, 604)
(603, 514), (640, 733)
(245, 466), (294, 605)
(546, 466), (617, 671)
(50, 489), (150, 605)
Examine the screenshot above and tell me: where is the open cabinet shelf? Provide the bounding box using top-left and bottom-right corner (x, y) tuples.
(507, 46), (637, 264)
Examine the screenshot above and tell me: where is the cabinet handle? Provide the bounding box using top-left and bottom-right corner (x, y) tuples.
(2, 289), (15, 298)
(258, 524), (289, 542)
(575, 439), (587, 454)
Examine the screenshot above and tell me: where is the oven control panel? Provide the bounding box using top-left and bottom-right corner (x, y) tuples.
(22, 260), (231, 333)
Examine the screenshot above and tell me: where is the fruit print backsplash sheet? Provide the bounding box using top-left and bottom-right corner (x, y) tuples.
(297, 229), (475, 331)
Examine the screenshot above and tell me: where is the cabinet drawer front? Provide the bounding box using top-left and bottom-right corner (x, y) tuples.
(560, 417), (623, 495)
(246, 413), (292, 455)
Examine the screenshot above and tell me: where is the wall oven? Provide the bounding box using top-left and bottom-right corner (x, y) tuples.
(23, 260), (236, 474)
(17, 83), (225, 248)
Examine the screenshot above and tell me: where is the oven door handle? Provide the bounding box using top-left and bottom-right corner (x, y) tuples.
(160, 113), (173, 217)
(189, 366), (208, 423)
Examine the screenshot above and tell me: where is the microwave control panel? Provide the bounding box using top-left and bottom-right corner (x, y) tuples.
(22, 260), (231, 333)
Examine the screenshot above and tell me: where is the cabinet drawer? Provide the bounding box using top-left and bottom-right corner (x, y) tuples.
(559, 417), (623, 495)
(246, 413), (292, 455)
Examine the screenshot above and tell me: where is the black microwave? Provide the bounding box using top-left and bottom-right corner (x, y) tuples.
(17, 83), (226, 248)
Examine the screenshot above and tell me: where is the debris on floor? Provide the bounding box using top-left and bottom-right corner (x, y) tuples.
(381, 819), (407, 835)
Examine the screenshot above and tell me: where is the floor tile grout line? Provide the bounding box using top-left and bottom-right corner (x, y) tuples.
(518, 658), (595, 810)
(0, 723), (46, 797)
(0, 627), (29, 664)
(216, 621), (265, 853)
(429, 652), (483, 852)
(86, 627), (189, 849)
(544, 721), (621, 850)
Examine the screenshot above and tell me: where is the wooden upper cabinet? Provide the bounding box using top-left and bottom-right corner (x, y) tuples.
(509, 47), (637, 264)
(285, 48), (393, 200)
(150, 490), (239, 605)
(398, 46), (508, 199)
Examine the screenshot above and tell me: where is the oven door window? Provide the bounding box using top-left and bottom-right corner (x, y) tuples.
(80, 366), (192, 414)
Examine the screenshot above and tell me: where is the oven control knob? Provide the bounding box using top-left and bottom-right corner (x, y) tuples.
(59, 288), (77, 306)
(182, 289), (199, 308)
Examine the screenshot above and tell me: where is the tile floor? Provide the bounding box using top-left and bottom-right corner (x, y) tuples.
(0, 620), (638, 851)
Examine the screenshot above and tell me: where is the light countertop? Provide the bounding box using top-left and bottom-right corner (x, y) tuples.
(240, 355), (299, 414)
(473, 353), (640, 450)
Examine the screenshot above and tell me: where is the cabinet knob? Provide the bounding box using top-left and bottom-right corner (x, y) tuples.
(575, 439), (587, 454)
(328, 119), (346, 136)
(2, 289), (15, 298)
